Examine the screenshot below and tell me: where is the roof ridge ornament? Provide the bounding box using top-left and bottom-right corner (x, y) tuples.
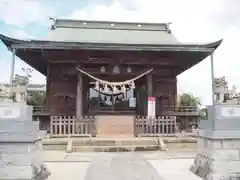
(165, 22), (172, 34)
(49, 17), (56, 30)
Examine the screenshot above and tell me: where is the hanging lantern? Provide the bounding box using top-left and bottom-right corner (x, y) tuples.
(121, 85), (126, 93)
(95, 81), (99, 90)
(131, 81), (135, 89)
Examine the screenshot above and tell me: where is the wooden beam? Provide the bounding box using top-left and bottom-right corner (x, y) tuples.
(48, 59), (181, 66)
(11, 42), (215, 52)
(155, 79), (177, 83)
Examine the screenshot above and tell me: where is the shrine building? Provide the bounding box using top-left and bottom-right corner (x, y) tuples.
(0, 19), (222, 137)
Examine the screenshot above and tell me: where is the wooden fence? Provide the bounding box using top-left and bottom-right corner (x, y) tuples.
(50, 116), (95, 137)
(135, 116), (177, 136)
(50, 115), (177, 137)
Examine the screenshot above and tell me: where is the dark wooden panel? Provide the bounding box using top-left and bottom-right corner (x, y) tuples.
(153, 78), (177, 115)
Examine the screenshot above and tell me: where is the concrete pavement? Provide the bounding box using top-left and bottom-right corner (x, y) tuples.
(45, 162), (89, 180)
(43, 150), (200, 180)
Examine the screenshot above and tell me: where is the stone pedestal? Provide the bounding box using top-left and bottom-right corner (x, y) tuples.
(0, 102), (50, 180)
(190, 105), (240, 180)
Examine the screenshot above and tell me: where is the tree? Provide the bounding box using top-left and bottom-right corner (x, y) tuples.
(27, 91), (46, 106)
(178, 93), (201, 108)
(12, 68), (46, 106)
(12, 74), (29, 86)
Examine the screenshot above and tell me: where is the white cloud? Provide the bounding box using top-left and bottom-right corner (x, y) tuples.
(0, 0), (52, 27)
(12, 29), (35, 40)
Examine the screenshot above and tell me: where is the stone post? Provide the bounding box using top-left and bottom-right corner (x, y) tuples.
(10, 48), (16, 89)
(0, 102), (50, 180)
(190, 104), (240, 180)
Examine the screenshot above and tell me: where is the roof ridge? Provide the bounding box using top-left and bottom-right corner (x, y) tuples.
(50, 18), (172, 32)
(50, 17), (172, 25)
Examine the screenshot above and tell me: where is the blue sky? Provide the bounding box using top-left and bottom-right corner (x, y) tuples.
(1, 0), (240, 106)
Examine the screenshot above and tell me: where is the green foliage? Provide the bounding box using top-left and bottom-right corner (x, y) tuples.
(178, 93), (201, 107)
(13, 74), (29, 86)
(199, 107), (208, 119)
(27, 91), (46, 106)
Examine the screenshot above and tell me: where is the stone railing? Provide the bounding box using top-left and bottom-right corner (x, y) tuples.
(135, 116), (177, 136)
(50, 116), (96, 137)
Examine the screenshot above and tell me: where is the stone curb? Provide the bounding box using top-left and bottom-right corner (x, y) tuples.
(44, 156), (195, 163)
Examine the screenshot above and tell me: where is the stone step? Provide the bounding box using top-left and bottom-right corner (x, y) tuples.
(72, 138), (160, 146)
(165, 142), (196, 150)
(71, 144), (161, 152)
(41, 137), (197, 152)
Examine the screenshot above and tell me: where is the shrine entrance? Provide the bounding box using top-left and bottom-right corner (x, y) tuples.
(87, 81), (137, 113)
(77, 67), (152, 137)
(77, 67), (152, 115)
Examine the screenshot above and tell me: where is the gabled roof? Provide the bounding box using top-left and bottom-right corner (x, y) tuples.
(0, 33), (222, 52)
(45, 19), (180, 45)
(0, 19), (223, 76)
(0, 18), (222, 51)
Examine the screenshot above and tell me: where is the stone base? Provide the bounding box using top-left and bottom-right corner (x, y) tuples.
(0, 141), (51, 180)
(190, 135), (240, 180)
(0, 103), (50, 180)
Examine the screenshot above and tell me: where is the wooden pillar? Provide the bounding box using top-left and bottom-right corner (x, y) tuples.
(147, 73), (153, 97)
(46, 64), (50, 107)
(76, 72), (83, 121)
(146, 73), (153, 116)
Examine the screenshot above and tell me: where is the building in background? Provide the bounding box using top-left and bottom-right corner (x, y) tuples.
(0, 83), (46, 102)
(214, 77), (240, 104)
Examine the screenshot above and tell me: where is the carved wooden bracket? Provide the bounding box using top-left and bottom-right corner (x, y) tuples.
(156, 92), (171, 98)
(54, 92), (75, 100)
